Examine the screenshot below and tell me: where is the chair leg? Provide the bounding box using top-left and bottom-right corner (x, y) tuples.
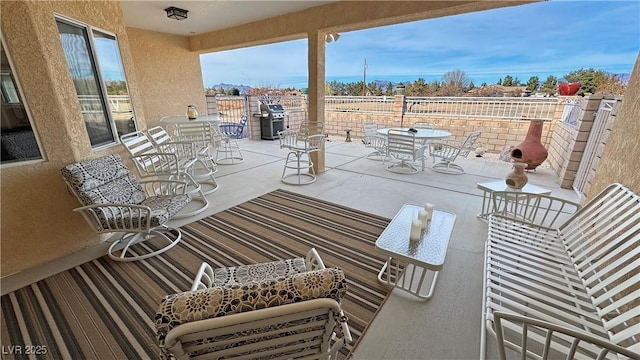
(386, 159), (419, 174)
(216, 138), (244, 165)
(432, 161), (465, 175)
(108, 226), (182, 262)
(282, 150), (317, 185)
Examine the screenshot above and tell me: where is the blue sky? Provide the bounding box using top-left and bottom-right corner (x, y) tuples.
(199, 0), (640, 89)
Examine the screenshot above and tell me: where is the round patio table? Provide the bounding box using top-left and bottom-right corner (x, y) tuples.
(377, 127), (451, 140)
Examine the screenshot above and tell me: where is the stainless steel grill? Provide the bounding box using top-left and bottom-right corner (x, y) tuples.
(257, 98), (286, 140)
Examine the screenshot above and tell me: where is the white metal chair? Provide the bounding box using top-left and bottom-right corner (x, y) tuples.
(493, 311), (639, 360)
(191, 248), (326, 291)
(156, 267), (351, 360)
(386, 129), (428, 174)
(413, 122), (437, 165)
(217, 114), (248, 164)
(279, 121), (325, 185)
(173, 122), (218, 174)
(362, 122), (387, 161)
(430, 131), (481, 174)
(61, 154), (190, 261)
(120, 131), (209, 218)
(147, 126), (219, 194)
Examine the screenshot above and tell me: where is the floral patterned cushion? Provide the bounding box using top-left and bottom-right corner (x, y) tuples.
(210, 257), (308, 287)
(61, 154), (145, 206)
(141, 195), (191, 226)
(155, 267), (347, 356)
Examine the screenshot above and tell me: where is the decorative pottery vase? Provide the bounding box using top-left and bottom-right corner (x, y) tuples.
(505, 162), (528, 189)
(511, 120), (548, 170)
(558, 82), (581, 96)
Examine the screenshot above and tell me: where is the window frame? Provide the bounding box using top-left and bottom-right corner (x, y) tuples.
(55, 14), (136, 150)
(0, 36), (45, 167)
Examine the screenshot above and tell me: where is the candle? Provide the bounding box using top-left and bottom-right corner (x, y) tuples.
(410, 220), (422, 241)
(418, 210), (429, 229)
(424, 203), (434, 221)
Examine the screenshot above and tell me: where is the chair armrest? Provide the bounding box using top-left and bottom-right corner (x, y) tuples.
(493, 311), (637, 360)
(131, 153), (182, 177)
(305, 134), (325, 149)
(305, 248), (326, 270)
(363, 135), (387, 148)
(156, 141), (198, 160)
(279, 129), (299, 149)
(191, 262), (215, 291)
(431, 142), (461, 159)
(138, 179), (190, 196)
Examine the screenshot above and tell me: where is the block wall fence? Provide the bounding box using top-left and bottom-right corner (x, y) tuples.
(206, 94), (618, 189)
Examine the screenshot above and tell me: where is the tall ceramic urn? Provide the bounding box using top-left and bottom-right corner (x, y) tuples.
(511, 120), (548, 170)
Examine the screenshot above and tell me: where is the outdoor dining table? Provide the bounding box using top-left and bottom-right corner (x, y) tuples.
(160, 114), (223, 137)
(160, 114), (222, 125)
(376, 127), (452, 141)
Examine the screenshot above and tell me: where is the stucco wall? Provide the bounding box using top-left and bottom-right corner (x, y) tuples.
(126, 28), (206, 130)
(588, 55), (640, 197)
(0, 0), (146, 277)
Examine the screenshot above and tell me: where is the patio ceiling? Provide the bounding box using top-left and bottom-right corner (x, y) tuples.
(120, 1), (337, 36)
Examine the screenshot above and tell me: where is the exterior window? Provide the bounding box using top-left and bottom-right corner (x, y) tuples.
(1, 39), (43, 165)
(56, 17), (135, 148)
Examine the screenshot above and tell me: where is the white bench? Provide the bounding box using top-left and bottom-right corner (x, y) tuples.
(481, 183), (640, 359)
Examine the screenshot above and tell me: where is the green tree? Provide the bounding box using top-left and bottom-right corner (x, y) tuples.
(563, 68), (607, 96)
(411, 78), (429, 96)
(526, 76), (539, 92)
(502, 75), (513, 87)
(385, 82), (393, 96)
(540, 75), (557, 95)
(496, 78), (502, 85)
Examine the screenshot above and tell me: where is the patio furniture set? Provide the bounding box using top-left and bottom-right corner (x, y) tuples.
(362, 121), (482, 175)
(59, 114), (638, 358)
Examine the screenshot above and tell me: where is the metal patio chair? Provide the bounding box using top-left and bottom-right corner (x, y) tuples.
(386, 129), (427, 174)
(217, 114), (248, 164)
(120, 131), (210, 217)
(156, 267), (351, 360)
(362, 122), (387, 161)
(61, 154), (190, 261)
(147, 126), (219, 193)
(430, 131), (481, 174)
(279, 120), (325, 185)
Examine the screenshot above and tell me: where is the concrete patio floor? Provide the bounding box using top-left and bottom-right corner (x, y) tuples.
(232, 138), (577, 360)
(4, 136), (579, 359)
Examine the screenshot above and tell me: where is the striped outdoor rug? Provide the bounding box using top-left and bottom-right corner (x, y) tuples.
(1, 189), (392, 359)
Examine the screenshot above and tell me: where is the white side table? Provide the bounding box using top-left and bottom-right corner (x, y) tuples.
(477, 181), (551, 220)
(375, 204), (456, 300)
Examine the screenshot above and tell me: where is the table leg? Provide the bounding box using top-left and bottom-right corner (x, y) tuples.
(378, 258), (439, 301)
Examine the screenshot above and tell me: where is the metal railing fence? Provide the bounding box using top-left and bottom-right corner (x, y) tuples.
(404, 97), (558, 120)
(325, 96), (394, 113)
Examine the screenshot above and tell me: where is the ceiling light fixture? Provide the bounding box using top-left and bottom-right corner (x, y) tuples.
(165, 6), (188, 21)
(325, 32), (340, 43)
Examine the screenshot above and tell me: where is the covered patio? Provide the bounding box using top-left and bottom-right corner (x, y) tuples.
(3, 137), (579, 359)
(1, 0), (639, 359)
